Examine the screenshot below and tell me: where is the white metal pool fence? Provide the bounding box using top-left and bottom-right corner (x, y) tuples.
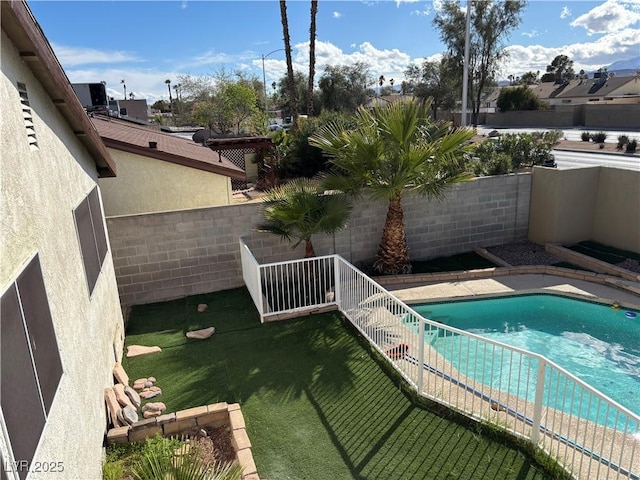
(239, 238), (640, 479)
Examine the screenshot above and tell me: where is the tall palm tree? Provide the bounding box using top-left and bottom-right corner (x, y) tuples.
(165, 79), (173, 106)
(309, 98), (475, 274)
(279, 0), (298, 130)
(307, 0), (318, 116)
(257, 178), (353, 258)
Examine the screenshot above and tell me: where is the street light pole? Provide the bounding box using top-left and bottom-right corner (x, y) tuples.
(261, 48), (285, 127)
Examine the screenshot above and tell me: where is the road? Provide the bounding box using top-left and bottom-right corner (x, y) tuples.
(553, 150), (640, 171)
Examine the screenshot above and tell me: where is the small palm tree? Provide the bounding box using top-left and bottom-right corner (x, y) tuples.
(309, 98), (475, 275)
(257, 178), (353, 258)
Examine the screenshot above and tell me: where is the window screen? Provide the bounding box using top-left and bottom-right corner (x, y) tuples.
(74, 187), (108, 295)
(1, 255), (60, 480)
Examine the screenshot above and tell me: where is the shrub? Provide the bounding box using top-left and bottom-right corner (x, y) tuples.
(626, 139), (637, 153)
(617, 135), (629, 150)
(581, 131), (591, 142)
(472, 132), (557, 175)
(496, 86), (547, 112)
(592, 131), (607, 143)
(483, 152), (513, 176)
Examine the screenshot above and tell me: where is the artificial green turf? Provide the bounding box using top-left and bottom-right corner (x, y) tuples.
(123, 288), (557, 480)
(411, 251), (497, 274)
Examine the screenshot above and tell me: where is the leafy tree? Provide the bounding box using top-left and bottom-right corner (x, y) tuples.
(221, 83), (258, 134)
(519, 70), (540, 85)
(541, 54), (575, 83)
(403, 56), (459, 119)
(309, 98), (475, 275)
(280, 1), (298, 131)
(496, 85), (547, 111)
(472, 132), (557, 174)
(276, 71), (320, 117)
(318, 63), (373, 114)
(433, 0), (527, 124)
(308, 0), (318, 116)
(151, 100), (169, 113)
(257, 178), (353, 258)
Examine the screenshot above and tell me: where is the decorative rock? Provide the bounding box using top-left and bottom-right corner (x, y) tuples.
(126, 345), (162, 358)
(197, 304), (207, 313)
(113, 384), (133, 409)
(143, 410), (162, 419)
(104, 388), (122, 427)
(150, 386), (161, 392)
(140, 389), (162, 399)
(124, 386), (141, 408)
(113, 362), (129, 386)
(133, 378), (148, 391)
(117, 405), (138, 425)
(148, 377), (156, 383)
(142, 402), (166, 413)
(145, 381), (153, 388)
(186, 327), (215, 340)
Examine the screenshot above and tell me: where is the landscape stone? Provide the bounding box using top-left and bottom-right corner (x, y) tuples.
(133, 378), (147, 391)
(142, 402), (166, 413)
(113, 362), (129, 386)
(197, 304), (207, 312)
(185, 326), (215, 340)
(140, 389), (162, 399)
(148, 376), (156, 383)
(118, 405), (138, 425)
(124, 386), (141, 408)
(150, 386), (161, 392)
(126, 345), (162, 358)
(145, 381), (153, 388)
(143, 410), (162, 419)
(113, 384), (133, 408)
(104, 388), (122, 427)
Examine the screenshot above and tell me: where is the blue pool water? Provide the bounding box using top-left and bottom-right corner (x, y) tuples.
(412, 294), (640, 423)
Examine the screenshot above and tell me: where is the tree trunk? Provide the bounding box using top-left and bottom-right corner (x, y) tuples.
(280, 0), (298, 132)
(304, 238), (316, 258)
(307, 0), (318, 116)
(373, 195), (412, 275)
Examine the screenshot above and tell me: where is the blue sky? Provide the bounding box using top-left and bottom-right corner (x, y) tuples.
(29, 0), (640, 103)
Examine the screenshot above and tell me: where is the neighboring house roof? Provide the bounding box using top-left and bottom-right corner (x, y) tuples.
(90, 116), (246, 180)
(555, 75), (639, 99)
(1, 1), (116, 177)
(205, 136), (275, 151)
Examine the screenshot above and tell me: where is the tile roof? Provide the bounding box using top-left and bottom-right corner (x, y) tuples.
(90, 116), (245, 180)
(555, 76), (639, 98)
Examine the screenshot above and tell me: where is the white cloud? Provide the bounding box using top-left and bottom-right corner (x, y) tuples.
(571, 0), (640, 34)
(180, 1), (187, 10)
(191, 50), (230, 65)
(333, 11), (342, 19)
(411, 4), (431, 16)
(396, 0), (419, 6)
(521, 30), (539, 38)
(502, 28), (640, 76)
(560, 6), (571, 19)
(51, 44), (138, 67)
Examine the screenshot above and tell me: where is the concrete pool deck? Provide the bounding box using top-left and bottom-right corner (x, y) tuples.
(379, 272), (640, 310)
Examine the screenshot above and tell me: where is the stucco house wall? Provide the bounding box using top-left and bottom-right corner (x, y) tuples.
(1, 20), (123, 480)
(99, 149), (233, 216)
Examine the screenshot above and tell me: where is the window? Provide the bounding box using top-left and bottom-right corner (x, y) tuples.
(74, 187), (108, 296)
(16, 82), (38, 149)
(1, 256), (63, 480)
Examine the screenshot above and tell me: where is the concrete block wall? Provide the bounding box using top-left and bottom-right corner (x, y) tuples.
(107, 173), (531, 307)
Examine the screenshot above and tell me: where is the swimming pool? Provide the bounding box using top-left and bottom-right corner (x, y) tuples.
(411, 294), (640, 424)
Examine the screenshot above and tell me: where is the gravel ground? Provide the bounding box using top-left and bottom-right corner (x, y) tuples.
(486, 241), (640, 274)
(486, 241), (564, 266)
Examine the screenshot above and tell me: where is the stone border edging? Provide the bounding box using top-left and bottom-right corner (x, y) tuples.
(106, 402), (259, 480)
(374, 265), (640, 302)
(545, 243), (640, 282)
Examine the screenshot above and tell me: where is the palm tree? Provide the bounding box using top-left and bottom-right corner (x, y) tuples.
(165, 79), (173, 107)
(257, 178), (353, 258)
(309, 98), (475, 274)
(279, 1), (298, 130)
(307, 0), (318, 116)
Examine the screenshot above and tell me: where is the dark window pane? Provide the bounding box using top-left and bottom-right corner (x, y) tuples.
(88, 187), (108, 265)
(16, 257), (63, 415)
(74, 196), (100, 294)
(1, 284), (46, 480)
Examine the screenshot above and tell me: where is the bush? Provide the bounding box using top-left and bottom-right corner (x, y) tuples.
(581, 131), (591, 142)
(592, 131), (607, 143)
(617, 135), (629, 150)
(496, 86), (547, 112)
(626, 139), (637, 153)
(472, 132), (557, 175)
(483, 152), (513, 176)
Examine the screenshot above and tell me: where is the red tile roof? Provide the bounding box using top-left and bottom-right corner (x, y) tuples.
(90, 116), (245, 180)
